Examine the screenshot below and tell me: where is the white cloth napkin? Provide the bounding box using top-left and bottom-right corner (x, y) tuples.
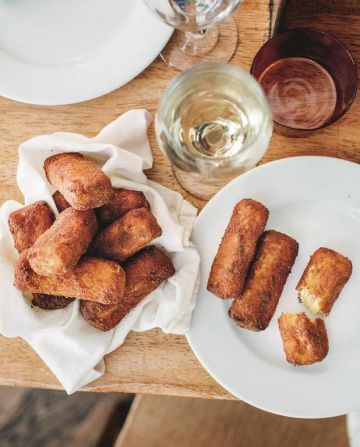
(0, 109), (200, 394)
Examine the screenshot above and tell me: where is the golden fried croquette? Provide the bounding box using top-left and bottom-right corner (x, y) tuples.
(52, 191), (71, 213)
(32, 293), (75, 310)
(96, 188), (150, 227)
(296, 247), (352, 316)
(229, 230), (299, 331)
(8, 201), (55, 253)
(90, 208), (162, 262)
(8, 202), (75, 307)
(44, 152), (113, 210)
(278, 312), (329, 365)
(80, 246), (175, 331)
(207, 199), (269, 299)
(27, 208), (98, 276)
(15, 252), (126, 304)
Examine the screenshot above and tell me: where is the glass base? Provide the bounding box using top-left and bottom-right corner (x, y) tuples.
(161, 16), (239, 71)
(172, 165), (245, 201)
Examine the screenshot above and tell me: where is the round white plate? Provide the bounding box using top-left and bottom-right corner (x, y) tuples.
(0, 0), (172, 105)
(187, 156), (360, 418)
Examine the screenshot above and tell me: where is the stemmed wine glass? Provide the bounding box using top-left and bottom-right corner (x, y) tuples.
(142, 0), (243, 70)
(155, 62), (273, 199)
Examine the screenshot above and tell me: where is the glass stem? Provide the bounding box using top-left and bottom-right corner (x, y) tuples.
(177, 27), (219, 56)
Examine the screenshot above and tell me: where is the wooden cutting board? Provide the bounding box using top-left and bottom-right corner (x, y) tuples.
(1, 0), (359, 400)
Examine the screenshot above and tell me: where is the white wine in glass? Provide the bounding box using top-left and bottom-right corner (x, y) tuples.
(143, 0), (243, 70)
(156, 62), (273, 199)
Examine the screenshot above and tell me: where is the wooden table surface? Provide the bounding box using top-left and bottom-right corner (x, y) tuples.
(0, 0), (359, 399)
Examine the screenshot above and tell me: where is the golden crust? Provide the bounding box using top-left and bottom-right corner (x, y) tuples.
(32, 293), (74, 310)
(8, 201), (55, 253)
(296, 247), (352, 316)
(90, 207), (162, 262)
(52, 191), (71, 213)
(229, 230), (299, 331)
(15, 252), (126, 304)
(123, 246), (175, 302)
(80, 246), (175, 331)
(44, 152), (113, 210)
(207, 199), (269, 300)
(96, 188), (150, 227)
(9, 201), (73, 306)
(27, 208), (98, 276)
(278, 312), (329, 365)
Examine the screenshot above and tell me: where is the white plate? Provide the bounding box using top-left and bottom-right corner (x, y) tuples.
(187, 156), (360, 418)
(0, 0), (172, 105)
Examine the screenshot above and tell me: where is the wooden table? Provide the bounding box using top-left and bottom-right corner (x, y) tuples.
(0, 0), (359, 399)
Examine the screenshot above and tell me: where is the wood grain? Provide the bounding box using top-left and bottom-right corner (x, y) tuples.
(115, 395), (349, 447)
(0, 0), (359, 399)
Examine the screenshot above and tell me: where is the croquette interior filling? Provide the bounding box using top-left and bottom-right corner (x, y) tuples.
(298, 288), (321, 313)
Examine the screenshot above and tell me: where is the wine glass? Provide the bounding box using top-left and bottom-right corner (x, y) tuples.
(156, 62), (273, 200)
(142, 0), (243, 70)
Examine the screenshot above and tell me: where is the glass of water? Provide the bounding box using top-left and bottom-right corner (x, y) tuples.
(143, 0), (243, 70)
(156, 62), (273, 200)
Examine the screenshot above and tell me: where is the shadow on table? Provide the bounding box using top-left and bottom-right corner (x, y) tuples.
(0, 387), (133, 447)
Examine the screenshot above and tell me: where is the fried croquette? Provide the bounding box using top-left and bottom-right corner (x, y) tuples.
(90, 207), (162, 262)
(296, 247), (352, 316)
(96, 188), (150, 227)
(32, 293), (75, 310)
(8, 201), (55, 253)
(15, 252), (126, 304)
(27, 208), (98, 276)
(278, 312), (329, 365)
(207, 199), (269, 299)
(229, 230), (299, 331)
(52, 191), (71, 213)
(80, 246), (175, 331)
(44, 152), (113, 210)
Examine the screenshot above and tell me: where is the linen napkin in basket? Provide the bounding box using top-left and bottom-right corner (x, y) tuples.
(0, 109), (200, 394)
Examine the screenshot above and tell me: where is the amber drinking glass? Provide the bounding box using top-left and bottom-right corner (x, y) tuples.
(251, 28), (357, 136)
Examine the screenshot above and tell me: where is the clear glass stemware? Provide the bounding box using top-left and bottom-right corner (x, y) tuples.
(143, 0), (243, 70)
(156, 62), (273, 200)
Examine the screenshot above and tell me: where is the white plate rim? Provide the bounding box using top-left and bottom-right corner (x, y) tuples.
(187, 156), (360, 419)
(0, 0), (172, 105)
